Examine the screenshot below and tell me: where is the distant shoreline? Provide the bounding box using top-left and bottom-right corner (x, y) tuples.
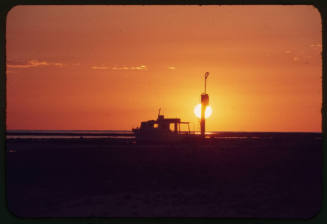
(5, 131), (322, 142)
(6, 130), (322, 134)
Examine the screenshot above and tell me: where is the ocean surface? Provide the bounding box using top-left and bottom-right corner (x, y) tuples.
(6, 130), (322, 140)
(6, 130), (134, 139)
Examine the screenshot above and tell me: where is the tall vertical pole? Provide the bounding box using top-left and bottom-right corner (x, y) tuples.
(204, 72), (209, 93)
(200, 72), (209, 138)
(200, 101), (206, 137)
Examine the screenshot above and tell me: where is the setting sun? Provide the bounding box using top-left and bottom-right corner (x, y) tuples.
(194, 104), (212, 119)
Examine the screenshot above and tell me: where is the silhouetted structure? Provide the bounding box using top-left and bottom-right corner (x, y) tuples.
(133, 72), (211, 143)
(132, 111), (192, 143)
(201, 72), (210, 137)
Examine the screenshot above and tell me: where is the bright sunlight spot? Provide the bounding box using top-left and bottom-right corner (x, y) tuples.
(194, 104), (212, 119)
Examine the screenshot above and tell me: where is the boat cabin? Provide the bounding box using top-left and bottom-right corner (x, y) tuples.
(133, 114), (191, 143)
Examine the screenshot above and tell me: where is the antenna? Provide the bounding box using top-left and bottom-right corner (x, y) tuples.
(158, 108), (161, 116)
(204, 72), (209, 93)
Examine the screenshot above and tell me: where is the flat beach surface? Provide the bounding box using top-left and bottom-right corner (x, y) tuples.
(6, 135), (322, 218)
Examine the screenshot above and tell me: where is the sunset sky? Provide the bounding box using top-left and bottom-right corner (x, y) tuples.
(6, 5), (322, 132)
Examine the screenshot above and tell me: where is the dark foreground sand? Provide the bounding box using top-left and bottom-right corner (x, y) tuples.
(6, 136), (322, 218)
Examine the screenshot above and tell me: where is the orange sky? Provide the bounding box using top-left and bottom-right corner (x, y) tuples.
(6, 5), (322, 132)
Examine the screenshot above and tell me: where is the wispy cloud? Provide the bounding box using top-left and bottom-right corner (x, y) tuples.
(7, 59), (63, 68)
(91, 65), (110, 70)
(112, 65), (148, 71)
(291, 55), (310, 64)
(282, 50), (311, 64)
(91, 65), (148, 71)
(310, 43), (322, 48)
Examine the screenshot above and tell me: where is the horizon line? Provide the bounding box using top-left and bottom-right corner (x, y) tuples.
(5, 129), (322, 134)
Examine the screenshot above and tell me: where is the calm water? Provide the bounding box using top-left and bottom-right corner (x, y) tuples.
(6, 130), (322, 140)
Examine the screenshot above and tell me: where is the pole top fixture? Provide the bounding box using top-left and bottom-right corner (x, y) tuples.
(205, 72), (209, 79)
(204, 72), (209, 93)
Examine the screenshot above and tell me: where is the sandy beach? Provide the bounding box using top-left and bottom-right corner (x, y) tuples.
(6, 135), (322, 218)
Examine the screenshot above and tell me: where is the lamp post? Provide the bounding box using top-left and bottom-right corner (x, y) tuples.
(200, 72), (209, 137)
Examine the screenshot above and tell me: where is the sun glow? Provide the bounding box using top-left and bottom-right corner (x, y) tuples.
(194, 104), (212, 119)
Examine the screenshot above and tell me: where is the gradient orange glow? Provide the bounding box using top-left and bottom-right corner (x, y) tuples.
(6, 5), (322, 132)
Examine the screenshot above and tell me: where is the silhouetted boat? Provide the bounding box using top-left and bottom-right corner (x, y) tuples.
(132, 113), (199, 144)
(133, 72), (211, 144)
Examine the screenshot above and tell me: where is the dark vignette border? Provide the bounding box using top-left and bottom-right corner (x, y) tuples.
(0, 0), (326, 224)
